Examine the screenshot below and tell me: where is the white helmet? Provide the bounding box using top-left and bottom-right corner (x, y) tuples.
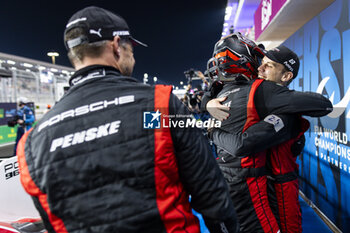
(17, 97), (29, 105)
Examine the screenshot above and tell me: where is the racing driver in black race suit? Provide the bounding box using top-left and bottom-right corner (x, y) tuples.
(202, 33), (333, 233)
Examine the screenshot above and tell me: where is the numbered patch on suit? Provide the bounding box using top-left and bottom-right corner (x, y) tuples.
(264, 114), (284, 132)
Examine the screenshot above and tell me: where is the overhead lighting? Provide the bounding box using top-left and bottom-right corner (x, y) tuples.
(234, 0), (245, 28)
(47, 52), (59, 57)
(7, 60), (16, 65)
(38, 66), (46, 70)
(225, 6), (233, 20)
(224, 23), (228, 27)
(47, 51), (59, 64)
(50, 68), (58, 72)
(25, 69), (31, 72)
(23, 63), (33, 68)
(222, 32), (227, 36)
(11, 67), (17, 70)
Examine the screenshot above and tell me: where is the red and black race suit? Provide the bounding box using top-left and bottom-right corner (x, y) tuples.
(213, 116), (314, 233)
(266, 117), (310, 233)
(203, 77), (332, 233)
(17, 65), (238, 233)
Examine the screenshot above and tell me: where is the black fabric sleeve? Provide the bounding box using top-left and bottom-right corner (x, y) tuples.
(291, 134), (306, 157)
(200, 81), (224, 112)
(200, 92), (212, 112)
(212, 114), (299, 157)
(255, 81), (333, 117)
(31, 196), (56, 233)
(169, 94), (238, 233)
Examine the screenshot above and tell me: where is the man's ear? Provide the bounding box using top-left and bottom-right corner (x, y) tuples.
(112, 36), (121, 57)
(281, 72), (293, 83)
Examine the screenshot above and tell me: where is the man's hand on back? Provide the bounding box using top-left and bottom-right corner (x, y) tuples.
(206, 97), (230, 121)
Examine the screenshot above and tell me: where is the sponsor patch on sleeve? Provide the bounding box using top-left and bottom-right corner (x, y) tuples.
(264, 114), (284, 132)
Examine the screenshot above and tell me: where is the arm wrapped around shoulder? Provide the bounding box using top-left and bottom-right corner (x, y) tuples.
(288, 91), (333, 117)
(257, 81), (333, 117)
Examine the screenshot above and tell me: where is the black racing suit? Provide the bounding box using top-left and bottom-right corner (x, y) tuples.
(17, 65), (238, 233)
(202, 77), (332, 233)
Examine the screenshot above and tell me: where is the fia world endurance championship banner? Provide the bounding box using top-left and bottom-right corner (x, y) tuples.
(284, 0), (350, 231)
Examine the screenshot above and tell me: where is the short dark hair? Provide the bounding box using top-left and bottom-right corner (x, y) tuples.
(64, 27), (109, 64)
(64, 28), (132, 65)
(280, 66), (295, 86)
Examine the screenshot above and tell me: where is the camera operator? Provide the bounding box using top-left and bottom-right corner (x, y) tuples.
(183, 69), (216, 157)
(183, 69), (209, 115)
